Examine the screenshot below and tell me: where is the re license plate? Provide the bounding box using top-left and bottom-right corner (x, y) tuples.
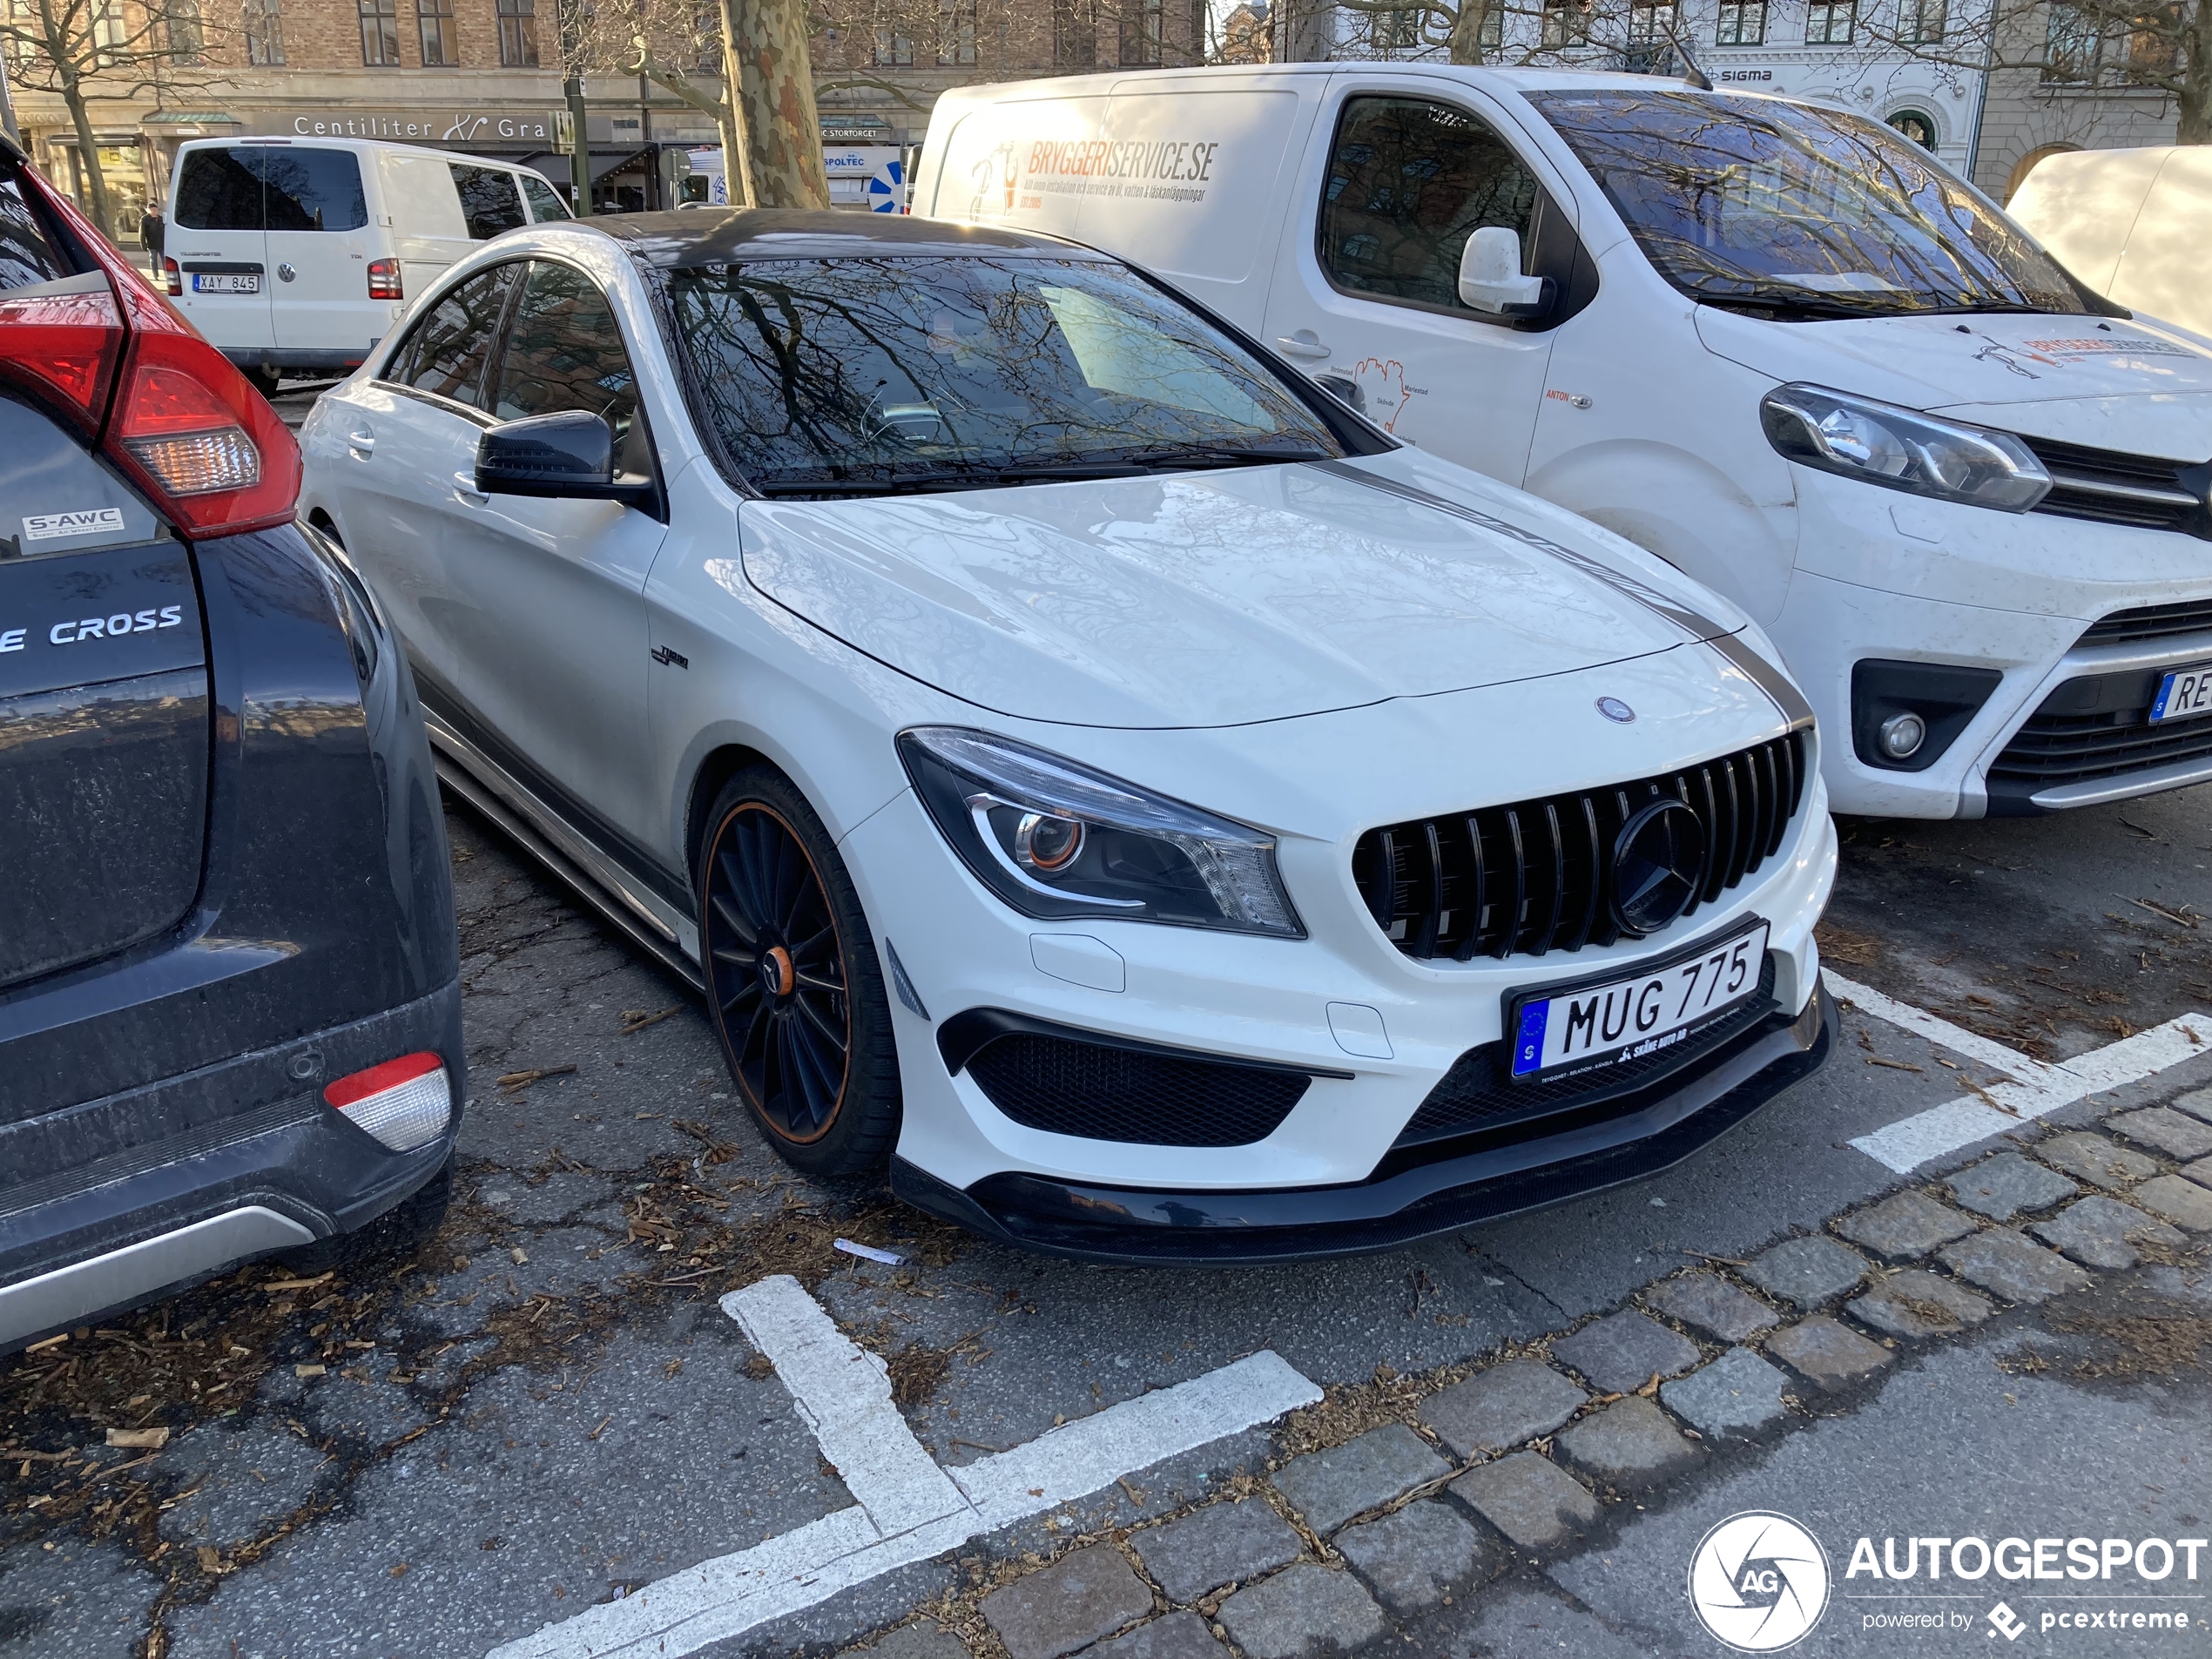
(2151, 661), (2212, 725)
(192, 273), (259, 294)
(1507, 921), (1771, 1083)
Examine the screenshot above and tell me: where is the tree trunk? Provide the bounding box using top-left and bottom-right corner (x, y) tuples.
(1447, 0), (1489, 64)
(719, 0), (826, 209)
(56, 60), (115, 239)
(2182, 0), (2212, 142)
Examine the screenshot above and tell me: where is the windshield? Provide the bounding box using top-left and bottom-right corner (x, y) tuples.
(1524, 90), (2085, 318)
(665, 254), (1344, 495)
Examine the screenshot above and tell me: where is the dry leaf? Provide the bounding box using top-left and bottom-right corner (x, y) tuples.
(105, 1426), (170, 1449)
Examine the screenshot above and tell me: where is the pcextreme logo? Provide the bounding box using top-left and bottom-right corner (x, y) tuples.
(1689, 1511), (1832, 1651)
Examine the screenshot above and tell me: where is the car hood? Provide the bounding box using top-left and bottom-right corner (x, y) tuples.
(1696, 307), (2212, 458)
(738, 450), (1744, 730)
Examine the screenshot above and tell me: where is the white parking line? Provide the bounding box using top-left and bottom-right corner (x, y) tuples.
(484, 1275), (1320, 1659)
(1825, 971), (2211, 1173)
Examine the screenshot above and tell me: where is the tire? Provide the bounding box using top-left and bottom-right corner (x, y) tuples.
(246, 364), (282, 399)
(696, 766), (901, 1177)
(280, 1152), (454, 1276)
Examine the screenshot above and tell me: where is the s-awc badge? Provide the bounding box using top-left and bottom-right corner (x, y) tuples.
(23, 508), (128, 542)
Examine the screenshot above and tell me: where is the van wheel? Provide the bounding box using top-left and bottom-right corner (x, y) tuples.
(696, 768), (901, 1177)
(246, 365), (282, 398)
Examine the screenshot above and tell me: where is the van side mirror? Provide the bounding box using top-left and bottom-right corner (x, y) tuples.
(1458, 226), (1552, 319)
(475, 410), (655, 508)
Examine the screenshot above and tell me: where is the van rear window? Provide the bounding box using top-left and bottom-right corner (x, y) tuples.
(174, 145), (368, 233)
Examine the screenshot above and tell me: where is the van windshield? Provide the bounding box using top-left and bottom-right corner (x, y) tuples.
(665, 254), (1346, 496)
(1524, 90), (2086, 318)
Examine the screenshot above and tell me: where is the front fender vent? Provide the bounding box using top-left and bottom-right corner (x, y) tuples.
(1352, 730), (1806, 962)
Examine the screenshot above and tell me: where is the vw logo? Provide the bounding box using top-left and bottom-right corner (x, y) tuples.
(1595, 696), (1635, 723)
(1611, 798), (1707, 935)
(1688, 1511), (1831, 1651)
(277, 261), (297, 283)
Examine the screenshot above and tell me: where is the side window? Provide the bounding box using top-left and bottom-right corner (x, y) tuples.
(258, 148), (368, 232)
(451, 165), (527, 239)
(1320, 97), (1540, 313)
(172, 147), (264, 230)
(492, 261), (641, 455)
(0, 174), (72, 290)
(520, 173), (570, 222)
(388, 263), (521, 408)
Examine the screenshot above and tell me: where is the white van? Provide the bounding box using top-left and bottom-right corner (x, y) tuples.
(165, 137), (570, 391)
(2006, 145), (2212, 345)
(916, 67), (2212, 819)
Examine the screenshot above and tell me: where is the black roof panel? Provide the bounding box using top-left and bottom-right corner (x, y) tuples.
(583, 208), (1101, 268)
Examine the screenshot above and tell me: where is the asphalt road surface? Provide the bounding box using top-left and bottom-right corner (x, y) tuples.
(3, 382), (2205, 1657)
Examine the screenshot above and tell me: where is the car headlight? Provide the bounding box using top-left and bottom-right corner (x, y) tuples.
(898, 727), (1304, 937)
(1760, 383), (2050, 512)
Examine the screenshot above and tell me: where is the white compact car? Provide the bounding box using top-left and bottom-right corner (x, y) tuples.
(918, 68), (2212, 819)
(298, 210), (1837, 1261)
(165, 137), (571, 391)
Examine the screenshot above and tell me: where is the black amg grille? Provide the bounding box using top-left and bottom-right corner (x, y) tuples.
(1990, 703), (2212, 789)
(1352, 731), (1807, 962)
(2021, 435), (2212, 540)
(2080, 599), (2212, 646)
(1393, 956), (1780, 1150)
(966, 1032), (1311, 1148)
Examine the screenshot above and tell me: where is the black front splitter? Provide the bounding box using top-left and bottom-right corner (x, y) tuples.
(892, 986), (1834, 1265)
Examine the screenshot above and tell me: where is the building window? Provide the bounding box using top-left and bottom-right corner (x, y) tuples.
(496, 0), (536, 64)
(938, 0), (976, 63)
(2042, 1), (2097, 79)
(1479, 2), (1501, 44)
(90, 0), (126, 64)
(1053, 0), (1095, 65)
(165, 0), (203, 61)
(1804, 0), (1852, 42)
(359, 0), (401, 64)
(244, 0), (284, 63)
(1540, 0), (1591, 45)
(1887, 107), (1937, 146)
(1118, 0), (1161, 64)
(2123, 8), (2178, 75)
(418, 0), (455, 64)
(1898, 0), (1943, 42)
(873, 17), (913, 63)
(1714, 0), (1763, 40)
(1627, 0), (1674, 44)
(1370, 8), (1420, 47)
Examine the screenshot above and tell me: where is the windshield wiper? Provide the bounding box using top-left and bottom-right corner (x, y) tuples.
(1110, 442), (1335, 471)
(750, 444), (1334, 499)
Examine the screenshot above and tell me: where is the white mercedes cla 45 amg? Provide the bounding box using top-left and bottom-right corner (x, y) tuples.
(298, 210), (1838, 1262)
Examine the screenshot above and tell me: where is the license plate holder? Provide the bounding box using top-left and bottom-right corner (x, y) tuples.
(2150, 660), (2212, 725)
(191, 273), (260, 294)
(1505, 919), (1772, 1084)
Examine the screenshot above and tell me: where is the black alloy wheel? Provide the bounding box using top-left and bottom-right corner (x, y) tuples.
(698, 768), (900, 1174)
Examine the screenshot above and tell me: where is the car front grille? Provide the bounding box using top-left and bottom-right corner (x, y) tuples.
(966, 1030), (1311, 1148)
(1391, 955), (1780, 1150)
(1351, 730), (1807, 962)
(2020, 435), (2212, 540)
(2080, 599), (2212, 646)
(1990, 700), (2212, 789)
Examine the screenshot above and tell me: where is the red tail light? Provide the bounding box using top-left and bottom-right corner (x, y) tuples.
(7, 162), (302, 538)
(368, 258), (402, 301)
(162, 255), (182, 297)
(325, 1052), (451, 1151)
(0, 283), (125, 434)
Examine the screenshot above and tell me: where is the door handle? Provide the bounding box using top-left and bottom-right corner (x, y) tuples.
(345, 429), (374, 458)
(1275, 331), (1330, 359)
(451, 471), (488, 504)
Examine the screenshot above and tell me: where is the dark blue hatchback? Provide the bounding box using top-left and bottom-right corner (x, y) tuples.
(0, 132), (462, 1351)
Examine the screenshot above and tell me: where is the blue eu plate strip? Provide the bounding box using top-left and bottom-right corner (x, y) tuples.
(1512, 1000), (1550, 1077)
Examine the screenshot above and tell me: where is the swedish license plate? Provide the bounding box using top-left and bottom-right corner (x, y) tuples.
(192, 273), (259, 293)
(2151, 660), (2212, 725)
(1507, 920), (1770, 1082)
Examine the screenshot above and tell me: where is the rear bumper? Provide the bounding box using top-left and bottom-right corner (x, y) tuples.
(893, 985), (1833, 1264)
(0, 977), (462, 1351)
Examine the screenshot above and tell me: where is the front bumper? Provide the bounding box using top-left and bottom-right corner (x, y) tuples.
(1777, 475), (2212, 818)
(0, 978), (462, 1352)
(894, 985), (1832, 1264)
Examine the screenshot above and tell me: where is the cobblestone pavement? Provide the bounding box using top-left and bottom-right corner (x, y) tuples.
(4, 446), (2210, 1656)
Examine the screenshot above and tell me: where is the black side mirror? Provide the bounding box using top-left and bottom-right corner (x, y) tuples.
(475, 410), (655, 508)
